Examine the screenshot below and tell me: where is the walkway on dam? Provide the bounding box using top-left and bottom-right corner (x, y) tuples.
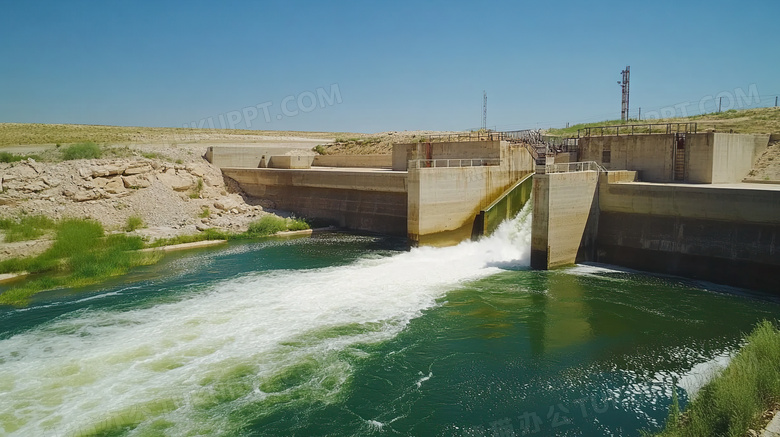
(616, 181), (780, 191)
(305, 166), (398, 173)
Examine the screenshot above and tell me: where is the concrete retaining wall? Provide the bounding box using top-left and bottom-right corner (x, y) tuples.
(579, 133), (769, 183)
(596, 182), (780, 291)
(312, 154), (392, 168)
(530, 171), (600, 269)
(711, 133), (769, 183)
(222, 168), (408, 235)
(579, 134), (675, 182)
(205, 146), (268, 168)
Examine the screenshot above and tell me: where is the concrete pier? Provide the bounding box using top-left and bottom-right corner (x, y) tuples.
(530, 171), (600, 269)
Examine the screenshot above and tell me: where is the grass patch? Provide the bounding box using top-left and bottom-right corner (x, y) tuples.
(547, 107), (780, 137)
(125, 215), (144, 232)
(0, 214), (311, 306)
(0, 152), (43, 163)
(199, 206), (210, 218)
(147, 228), (232, 248)
(0, 215), (56, 242)
(149, 215), (310, 247)
(652, 320), (780, 437)
(0, 219), (159, 306)
(62, 142), (102, 160)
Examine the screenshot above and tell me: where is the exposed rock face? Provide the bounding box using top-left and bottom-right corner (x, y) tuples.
(156, 168), (194, 191)
(0, 149), (272, 261)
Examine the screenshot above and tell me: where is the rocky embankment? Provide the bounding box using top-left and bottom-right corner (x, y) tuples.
(0, 151), (275, 260)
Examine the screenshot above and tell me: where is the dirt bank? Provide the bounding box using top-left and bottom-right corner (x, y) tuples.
(0, 142), (302, 260)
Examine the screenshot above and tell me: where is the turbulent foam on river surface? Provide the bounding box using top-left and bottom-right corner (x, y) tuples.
(0, 204), (533, 436)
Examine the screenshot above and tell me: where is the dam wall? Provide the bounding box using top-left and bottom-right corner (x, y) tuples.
(531, 165), (780, 292)
(596, 181), (780, 291)
(217, 140), (534, 244)
(221, 168), (408, 236)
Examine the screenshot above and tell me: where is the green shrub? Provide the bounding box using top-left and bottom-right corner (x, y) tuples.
(199, 206), (210, 218)
(313, 145), (327, 155)
(125, 215), (144, 232)
(246, 215), (288, 237)
(287, 218), (310, 231)
(62, 142), (102, 160)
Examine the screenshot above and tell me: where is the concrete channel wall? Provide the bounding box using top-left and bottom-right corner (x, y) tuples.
(221, 168), (408, 236)
(474, 173), (534, 238)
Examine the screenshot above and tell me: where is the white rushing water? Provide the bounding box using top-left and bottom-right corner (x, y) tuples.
(0, 204), (533, 436)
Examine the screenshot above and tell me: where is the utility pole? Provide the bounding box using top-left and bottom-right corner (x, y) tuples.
(618, 66), (630, 122)
(638, 107), (641, 121)
(718, 97), (722, 113)
(482, 91), (487, 131)
(775, 96), (778, 107)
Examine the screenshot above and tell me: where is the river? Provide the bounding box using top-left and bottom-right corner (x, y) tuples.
(1, 205), (778, 436)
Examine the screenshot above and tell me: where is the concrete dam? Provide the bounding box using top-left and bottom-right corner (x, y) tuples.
(209, 136), (535, 246)
(207, 127), (779, 293)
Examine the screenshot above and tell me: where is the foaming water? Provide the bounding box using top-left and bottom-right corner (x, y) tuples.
(0, 204), (533, 436)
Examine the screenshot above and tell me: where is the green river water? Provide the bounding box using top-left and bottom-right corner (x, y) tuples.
(1, 206), (779, 436)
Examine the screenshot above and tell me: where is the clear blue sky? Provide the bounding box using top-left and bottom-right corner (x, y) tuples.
(1, 0), (778, 133)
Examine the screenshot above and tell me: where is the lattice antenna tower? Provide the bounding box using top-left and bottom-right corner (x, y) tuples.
(618, 66), (630, 121)
(482, 91), (487, 131)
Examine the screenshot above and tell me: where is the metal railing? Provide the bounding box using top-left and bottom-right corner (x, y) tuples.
(408, 158), (500, 169)
(544, 161), (606, 174)
(422, 132), (503, 142)
(578, 122), (697, 137)
(501, 129), (544, 144)
(422, 129), (545, 143)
